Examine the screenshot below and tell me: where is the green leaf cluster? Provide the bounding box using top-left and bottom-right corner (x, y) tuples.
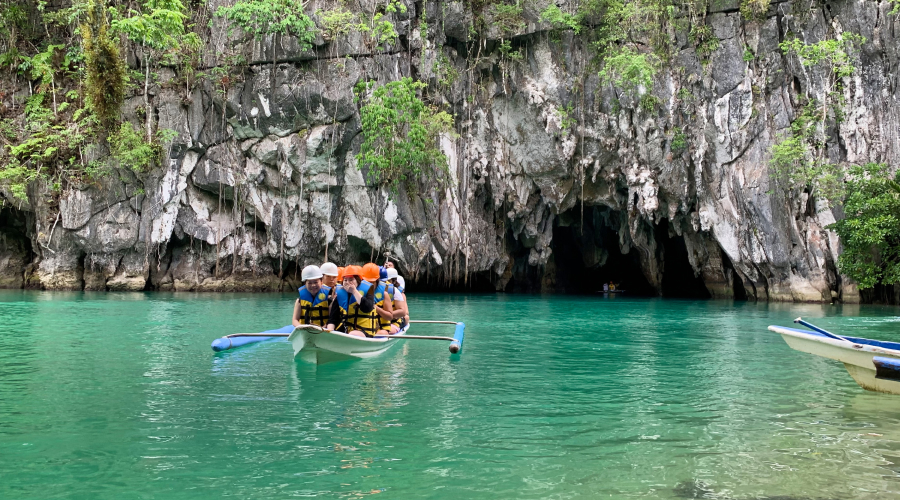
(828, 163), (900, 289)
(109, 122), (164, 172)
(355, 78), (455, 195)
(1, 95), (99, 202)
(540, 5), (581, 34)
(599, 47), (658, 94)
(112, 0), (191, 52)
(769, 101), (843, 202)
(216, 0), (315, 50)
(316, 6), (359, 40)
(780, 33), (866, 79)
(491, 3), (526, 36)
(740, 0), (770, 21)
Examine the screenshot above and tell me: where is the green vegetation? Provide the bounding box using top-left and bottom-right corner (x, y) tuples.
(670, 127), (687, 154)
(109, 122), (169, 173)
(216, 0), (315, 45)
(828, 164), (900, 289)
(355, 78), (454, 195)
(491, 3), (526, 36)
(540, 5), (581, 34)
(316, 5), (357, 40)
(82, 0), (126, 128)
(599, 47), (658, 95)
(112, 0), (199, 140)
(740, 0), (771, 21)
(769, 32), (865, 201)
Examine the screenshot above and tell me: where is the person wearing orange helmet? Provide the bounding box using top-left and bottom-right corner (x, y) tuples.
(361, 262), (398, 334)
(327, 265), (387, 337)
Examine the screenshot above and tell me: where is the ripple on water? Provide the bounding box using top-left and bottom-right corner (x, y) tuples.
(1, 292), (900, 498)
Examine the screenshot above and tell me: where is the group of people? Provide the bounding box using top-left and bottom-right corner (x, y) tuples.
(292, 261), (410, 338)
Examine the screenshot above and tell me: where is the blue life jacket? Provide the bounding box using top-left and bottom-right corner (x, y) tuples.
(336, 282), (379, 336)
(298, 285), (331, 326)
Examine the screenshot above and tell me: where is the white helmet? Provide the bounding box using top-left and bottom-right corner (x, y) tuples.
(396, 276), (406, 289)
(320, 262), (339, 276)
(386, 268), (399, 280)
(301, 265), (323, 281)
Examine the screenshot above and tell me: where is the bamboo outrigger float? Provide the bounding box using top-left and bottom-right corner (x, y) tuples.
(769, 318), (900, 395)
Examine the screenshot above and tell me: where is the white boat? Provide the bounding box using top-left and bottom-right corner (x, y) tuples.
(769, 322), (900, 395)
(288, 324), (411, 364)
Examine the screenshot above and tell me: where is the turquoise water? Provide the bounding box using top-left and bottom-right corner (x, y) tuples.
(2, 291), (900, 499)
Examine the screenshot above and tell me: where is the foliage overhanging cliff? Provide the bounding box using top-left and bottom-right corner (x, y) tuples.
(0, 0), (898, 301)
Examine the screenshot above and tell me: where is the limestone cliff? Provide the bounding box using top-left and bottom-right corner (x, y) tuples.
(1, 0), (898, 301)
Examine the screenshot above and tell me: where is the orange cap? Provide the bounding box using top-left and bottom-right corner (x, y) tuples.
(361, 263), (380, 282)
(336, 267), (345, 282)
(344, 265), (363, 279)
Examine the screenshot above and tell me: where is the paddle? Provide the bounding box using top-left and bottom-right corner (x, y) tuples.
(793, 317), (852, 343)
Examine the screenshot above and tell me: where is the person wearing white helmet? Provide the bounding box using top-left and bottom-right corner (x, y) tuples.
(385, 267), (409, 329)
(292, 265), (331, 328)
(320, 262), (339, 288)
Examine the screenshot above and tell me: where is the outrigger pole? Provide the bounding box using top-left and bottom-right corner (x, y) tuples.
(407, 321), (466, 353)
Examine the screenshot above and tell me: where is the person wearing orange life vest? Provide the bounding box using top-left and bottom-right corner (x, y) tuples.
(292, 265), (331, 328)
(361, 262), (396, 334)
(327, 266), (385, 337)
(385, 267), (408, 330)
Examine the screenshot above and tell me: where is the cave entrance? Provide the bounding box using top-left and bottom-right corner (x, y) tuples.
(0, 204), (35, 288)
(549, 207), (713, 298)
(550, 207), (655, 296)
(655, 219), (711, 299)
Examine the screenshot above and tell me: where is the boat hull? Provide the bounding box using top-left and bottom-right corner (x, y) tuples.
(769, 325), (900, 395)
(288, 325), (409, 363)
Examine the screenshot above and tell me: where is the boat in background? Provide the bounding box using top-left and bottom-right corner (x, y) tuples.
(769, 318), (900, 395)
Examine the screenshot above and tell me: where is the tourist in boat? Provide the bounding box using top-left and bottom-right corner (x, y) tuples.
(320, 262), (339, 302)
(386, 268), (408, 329)
(361, 263), (396, 333)
(293, 265), (331, 328)
(327, 265), (387, 337)
(320, 262), (339, 288)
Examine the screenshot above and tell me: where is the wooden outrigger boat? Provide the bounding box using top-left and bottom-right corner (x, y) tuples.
(769, 318), (900, 395)
(212, 321), (465, 364)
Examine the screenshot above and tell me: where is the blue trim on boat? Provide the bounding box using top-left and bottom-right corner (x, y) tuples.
(874, 356), (900, 382)
(775, 326), (900, 351)
(211, 325), (293, 352)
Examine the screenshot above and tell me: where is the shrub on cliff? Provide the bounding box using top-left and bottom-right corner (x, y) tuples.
(355, 78), (454, 196)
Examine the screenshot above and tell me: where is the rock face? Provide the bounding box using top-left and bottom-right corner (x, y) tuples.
(2, 0), (898, 301)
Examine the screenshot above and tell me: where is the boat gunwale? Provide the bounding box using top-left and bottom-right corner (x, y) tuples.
(291, 325), (408, 344)
(768, 325), (900, 357)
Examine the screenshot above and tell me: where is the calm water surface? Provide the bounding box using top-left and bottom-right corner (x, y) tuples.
(2, 291), (900, 499)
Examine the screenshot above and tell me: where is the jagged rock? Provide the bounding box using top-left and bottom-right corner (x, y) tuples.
(2, 0), (896, 301)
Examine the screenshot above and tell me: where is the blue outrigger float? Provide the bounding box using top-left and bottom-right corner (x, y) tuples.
(769, 318), (900, 395)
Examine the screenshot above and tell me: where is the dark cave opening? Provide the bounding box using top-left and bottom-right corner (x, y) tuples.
(656, 219), (711, 299)
(550, 210), (655, 296)
(0, 205), (34, 288)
